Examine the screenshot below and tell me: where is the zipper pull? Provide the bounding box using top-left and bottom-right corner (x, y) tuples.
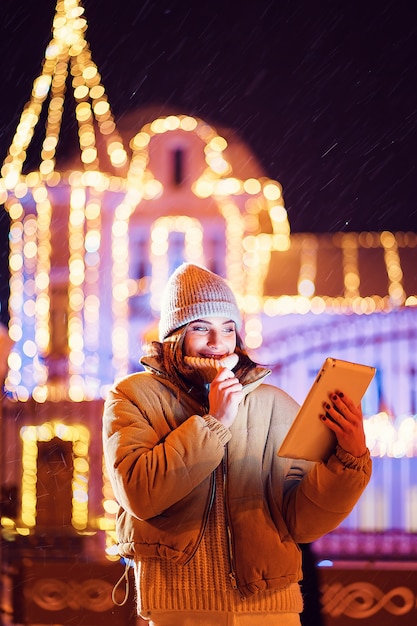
(229, 572), (246, 600)
(229, 571), (238, 590)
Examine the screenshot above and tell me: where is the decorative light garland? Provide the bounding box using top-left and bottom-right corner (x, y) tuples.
(381, 230), (406, 306)
(19, 421), (90, 531)
(149, 216), (205, 316)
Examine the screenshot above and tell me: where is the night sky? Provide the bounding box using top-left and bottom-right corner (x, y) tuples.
(1, 0), (416, 240)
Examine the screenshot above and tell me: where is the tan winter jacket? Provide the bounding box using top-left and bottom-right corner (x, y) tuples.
(102, 357), (372, 598)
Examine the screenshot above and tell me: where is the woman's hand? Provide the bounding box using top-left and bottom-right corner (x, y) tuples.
(321, 391), (367, 457)
(208, 367), (243, 429)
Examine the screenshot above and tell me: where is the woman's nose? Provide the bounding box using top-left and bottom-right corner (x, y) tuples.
(207, 330), (222, 348)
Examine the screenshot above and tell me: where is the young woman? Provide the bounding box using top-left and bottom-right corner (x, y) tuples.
(103, 263), (371, 625)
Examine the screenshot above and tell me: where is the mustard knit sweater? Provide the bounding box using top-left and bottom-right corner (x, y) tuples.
(136, 464), (304, 617)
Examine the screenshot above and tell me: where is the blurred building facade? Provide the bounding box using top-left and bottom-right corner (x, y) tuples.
(1, 1), (417, 625)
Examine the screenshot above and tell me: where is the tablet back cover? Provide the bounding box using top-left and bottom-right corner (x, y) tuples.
(277, 357), (376, 462)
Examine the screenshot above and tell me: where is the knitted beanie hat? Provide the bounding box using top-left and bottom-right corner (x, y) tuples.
(158, 263), (242, 341)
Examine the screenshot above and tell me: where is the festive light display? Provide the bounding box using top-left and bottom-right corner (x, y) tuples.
(1, 0), (417, 550)
(19, 421), (90, 531)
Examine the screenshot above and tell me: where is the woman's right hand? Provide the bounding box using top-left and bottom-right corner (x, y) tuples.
(208, 367), (243, 428)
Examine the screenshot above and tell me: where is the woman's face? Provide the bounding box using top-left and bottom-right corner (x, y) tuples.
(183, 316), (237, 359)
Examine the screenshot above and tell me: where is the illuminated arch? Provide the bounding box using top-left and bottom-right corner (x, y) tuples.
(20, 421), (90, 531)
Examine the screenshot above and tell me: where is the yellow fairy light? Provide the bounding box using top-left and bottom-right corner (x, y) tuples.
(340, 233), (360, 298)
(149, 216), (205, 315)
(298, 236), (318, 298)
(263, 182), (282, 201)
(180, 116), (198, 131)
(100, 458), (118, 559)
(381, 231), (406, 306)
(243, 178), (262, 195)
(0, 0), (128, 185)
(111, 212), (131, 373)
(20, 421), (90, 530)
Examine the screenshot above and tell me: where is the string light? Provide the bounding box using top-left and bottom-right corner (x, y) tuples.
(19, 421), (90, 530)
(149, 216), (205, 316)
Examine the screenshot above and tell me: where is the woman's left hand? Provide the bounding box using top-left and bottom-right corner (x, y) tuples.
(321, 391), (367, 457)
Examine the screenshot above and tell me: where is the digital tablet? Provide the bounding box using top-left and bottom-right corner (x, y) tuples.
(277, 357), (376, 462)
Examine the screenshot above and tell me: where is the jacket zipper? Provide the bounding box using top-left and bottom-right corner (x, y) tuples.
(183, 470), (216, 565)
(182, 399), (216, 565)
(223, 447), (246, 599)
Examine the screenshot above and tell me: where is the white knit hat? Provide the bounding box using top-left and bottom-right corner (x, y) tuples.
(158, 263), (242, 341)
